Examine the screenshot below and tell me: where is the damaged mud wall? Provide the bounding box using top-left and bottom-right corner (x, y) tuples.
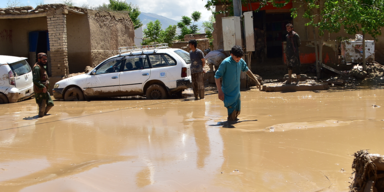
(87, 10), (134, 67)
(0, 19), (12, 55)
(66, 13), (91, 73)
(0, 18), (47, 59)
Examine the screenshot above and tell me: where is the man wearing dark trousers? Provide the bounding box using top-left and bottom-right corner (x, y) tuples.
(33, 52), (54, 117)
(285, 23), (301, 84)
(189, 40), (206, 100)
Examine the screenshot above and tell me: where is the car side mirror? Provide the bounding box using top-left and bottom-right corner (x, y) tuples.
(91, 70), (96, 75)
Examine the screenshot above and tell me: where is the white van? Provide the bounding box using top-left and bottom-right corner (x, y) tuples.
(53, 46), (192, 100)
(0, 56), (34, 104)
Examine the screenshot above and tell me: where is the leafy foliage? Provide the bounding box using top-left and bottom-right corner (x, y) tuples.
(203, 15), (215, 38)
(191, 11), (201, 22)
(63, 0), (74, 7)
(160, 25), (177, 46)
(181, 16), (192, 26)
(100, 0), (143, 29)
(143, 20), (162, 43)
(143, 20), (177, 46)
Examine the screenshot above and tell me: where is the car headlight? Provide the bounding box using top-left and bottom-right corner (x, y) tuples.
(54, 84), (59, 89)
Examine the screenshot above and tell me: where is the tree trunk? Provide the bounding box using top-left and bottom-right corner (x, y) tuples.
(313, 27), (320, 79)
(319, 38), (323, 70)
(363, 32), (366, 71)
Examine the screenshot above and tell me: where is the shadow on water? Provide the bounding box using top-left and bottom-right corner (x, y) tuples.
(210, 119), (258, 128)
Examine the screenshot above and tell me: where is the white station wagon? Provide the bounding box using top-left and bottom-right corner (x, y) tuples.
(0, 55), (34, 104)
(53, 45), (192, 100)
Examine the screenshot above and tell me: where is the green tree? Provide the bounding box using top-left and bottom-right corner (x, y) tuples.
(203, 15), (215, 38)
(100, 0), (143, 29)
(190, 11), (202, 34)
(63, 0), (73, 6)
(181, 16), (192, 26)
(143, 20), (162, 43)
(160, 25), (177, 46)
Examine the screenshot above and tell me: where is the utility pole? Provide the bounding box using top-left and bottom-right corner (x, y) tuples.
(233, 0), (242, 17)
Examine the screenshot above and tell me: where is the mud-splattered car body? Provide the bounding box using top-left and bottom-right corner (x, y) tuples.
(53, 48), (192, 100)
(0, 56), (34, 103)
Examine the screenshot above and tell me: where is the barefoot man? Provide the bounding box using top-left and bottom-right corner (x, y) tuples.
(215, 46), (261, 123)
(33, 52), (54, 117)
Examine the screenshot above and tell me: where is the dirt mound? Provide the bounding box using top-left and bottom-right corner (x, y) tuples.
(63, 66), (94, 79)
(349, 150), (384, 192)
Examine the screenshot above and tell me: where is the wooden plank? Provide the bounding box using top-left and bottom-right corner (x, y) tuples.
(0, 12), (46, 19)
(322, 63), (342, 74)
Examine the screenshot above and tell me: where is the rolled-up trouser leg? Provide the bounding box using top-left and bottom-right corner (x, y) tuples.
(227, 98), (241, 122)
(38, 99), (46, 117)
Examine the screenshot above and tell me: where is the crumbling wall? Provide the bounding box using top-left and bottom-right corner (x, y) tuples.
(87, 10), (134, 67)
(66, 13), (91, 73)
(10, 17), (47, 58)
(0, 19), (12, 55)
(184, 34), (207, 42)
(171, 39), (210, 53)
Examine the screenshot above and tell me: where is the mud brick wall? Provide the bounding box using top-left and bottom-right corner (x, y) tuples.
(184, 34), (207, 41)
(47, 10), (68, 77)
(88, 10), (134, 67)
(171, 39), (210, 53)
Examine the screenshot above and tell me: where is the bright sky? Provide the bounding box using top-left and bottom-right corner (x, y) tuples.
(0, 0), (213, 22)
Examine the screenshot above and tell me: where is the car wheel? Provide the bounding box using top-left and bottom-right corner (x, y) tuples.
(64, 87), (84, 101)
(146, 84), (167, 99)
(0, 93), (8, 104)
(176, 91), (183, 98)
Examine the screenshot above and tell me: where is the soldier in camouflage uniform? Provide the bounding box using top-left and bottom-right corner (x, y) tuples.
(33, 53), (54, 117)
(285, 23), (301, 84)
(189, 40), (206, 100)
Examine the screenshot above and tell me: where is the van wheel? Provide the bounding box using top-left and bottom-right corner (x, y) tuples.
(146, 84), (167, 99)
(0, 94), (8, 104)
(64, 87), (84, 101)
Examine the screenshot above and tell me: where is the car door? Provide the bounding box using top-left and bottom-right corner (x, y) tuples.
(86, 57), (124, 97)
(119, 55), (151, 94)
(148, 54), (178, 89)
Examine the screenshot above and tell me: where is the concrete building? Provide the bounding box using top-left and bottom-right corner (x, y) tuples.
(134, 26), (143, 47)
(0, 4), (134, 87)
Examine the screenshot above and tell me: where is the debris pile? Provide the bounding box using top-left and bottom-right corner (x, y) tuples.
(63, 66), (93, 79)
(349, 150), (384, 192)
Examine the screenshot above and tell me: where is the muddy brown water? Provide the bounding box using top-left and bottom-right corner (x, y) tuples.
(0, 89), (384, 191)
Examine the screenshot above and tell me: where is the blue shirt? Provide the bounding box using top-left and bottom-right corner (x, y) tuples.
(214, 56), (249, 107)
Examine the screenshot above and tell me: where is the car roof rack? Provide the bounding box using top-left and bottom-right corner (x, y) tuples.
(119, 43), (169, 56)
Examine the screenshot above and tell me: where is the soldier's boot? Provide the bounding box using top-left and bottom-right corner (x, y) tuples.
(38, 99), (46, 117)
(199, 89), (205, 99)
(45, 105), (53, 115)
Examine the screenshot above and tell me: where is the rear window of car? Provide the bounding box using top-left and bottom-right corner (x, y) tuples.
(9, 60), (31, 76)
(174, 50), (191, 64)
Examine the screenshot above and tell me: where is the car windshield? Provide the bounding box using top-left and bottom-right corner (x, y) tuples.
(174, 50), (191, 64)
(9, 60), (31, 76)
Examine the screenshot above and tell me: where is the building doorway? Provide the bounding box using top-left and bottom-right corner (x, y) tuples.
(29, 31), (50, 76)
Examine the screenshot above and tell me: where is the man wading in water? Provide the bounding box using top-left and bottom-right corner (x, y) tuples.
(189, 40), (206, 100)
(215, 46), (261, 125)
(33, 52), (54, 117)
(285, 23), (301, 84)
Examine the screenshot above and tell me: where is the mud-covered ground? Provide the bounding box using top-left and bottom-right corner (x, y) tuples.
(1, 88), (384, 191)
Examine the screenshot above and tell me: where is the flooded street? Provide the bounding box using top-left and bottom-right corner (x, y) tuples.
(0, 89), (384, 191)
